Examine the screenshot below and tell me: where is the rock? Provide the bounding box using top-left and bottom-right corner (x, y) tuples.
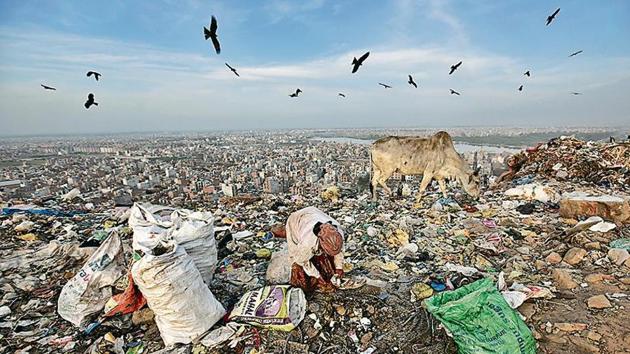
(567, 336), (600, 353)
(335, 305), (346, 316)
(545, 334), (568, 344)
(552, 269), (578, 290)
(587, 295), (612, 309)
(0, 306), (11, 318)
(584, 273), (614, 284)
(360, 332), (373, 346)
(563, 248), (587, 265)
(586, 331), (602, 342)
(518, 302), (537, 320)
(584, 242), (600, 250)
(131, 308), (154, 325)
(607, 248), (630, 265)
(555, 322), (588, 332)
(546, 252), (562, 264)
(559, 193), (630, 224)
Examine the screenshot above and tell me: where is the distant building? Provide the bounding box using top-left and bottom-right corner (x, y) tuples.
(0, 180), (22, 192)
(221, 183), (238, 197)
(263, 177), (283, 194)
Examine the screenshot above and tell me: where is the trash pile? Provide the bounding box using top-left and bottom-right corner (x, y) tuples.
(1, 139), (630, 353)
(500, 136), (630, 189)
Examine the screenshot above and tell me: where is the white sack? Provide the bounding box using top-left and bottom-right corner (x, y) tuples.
(131, 244), (225, 346)
(129, 203), (174, 253)
(266, 245), (290, 284)
(58, 231), (125, 327)
(169, 209), (218, 284)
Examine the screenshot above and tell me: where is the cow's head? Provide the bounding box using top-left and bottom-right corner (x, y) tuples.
(462, 167), (481, 199)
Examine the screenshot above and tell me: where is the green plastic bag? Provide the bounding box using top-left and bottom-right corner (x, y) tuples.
(424, 278), (536, 354)
(610, 238), (630, 251)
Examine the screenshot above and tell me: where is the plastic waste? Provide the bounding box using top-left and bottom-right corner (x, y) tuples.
(610, 238), (630, 251)
(103, 273), (146, 318)
(424, 278), (536, 354)
(131, 243), (225, 346)
(58, 231), (125, 328)
(228, 285), (306, 331)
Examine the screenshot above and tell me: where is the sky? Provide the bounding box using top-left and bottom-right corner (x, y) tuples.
(0, 0), (629, 136)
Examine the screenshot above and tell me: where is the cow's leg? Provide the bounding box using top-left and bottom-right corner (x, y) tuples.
(437, 178), (448, 198)
(377, 169), (393, 196)
(371, 169), (381, 201)
(415, 171), (433, 202)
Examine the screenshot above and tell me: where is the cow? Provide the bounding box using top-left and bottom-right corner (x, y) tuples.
(369, 131), (481, 201)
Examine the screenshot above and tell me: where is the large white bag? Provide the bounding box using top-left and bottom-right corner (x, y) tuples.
(169, 209), (218, 284)
(58, 231), (125, 328)
(129, 203), (174, 253)
(131, 244), (225, 346)
(129, 203), (218, 284)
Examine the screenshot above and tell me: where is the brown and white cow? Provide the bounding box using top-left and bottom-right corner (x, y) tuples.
(369, 131), (481, 201)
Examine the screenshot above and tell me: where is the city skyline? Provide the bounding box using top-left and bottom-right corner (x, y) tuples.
(1, 0), (629, 135)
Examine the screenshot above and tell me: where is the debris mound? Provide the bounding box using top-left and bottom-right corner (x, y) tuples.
(507, 136), (629, 189)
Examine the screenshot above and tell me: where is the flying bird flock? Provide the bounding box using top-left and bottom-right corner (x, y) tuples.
(40, 7), (586, 112)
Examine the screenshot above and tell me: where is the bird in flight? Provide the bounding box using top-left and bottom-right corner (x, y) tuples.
(84, 93), (98, 109)
(524, 70), (531, 77)
(351, 52), (370, 73)
(378, 83), (392, 89)
(408, 75), (417, 88)
(570, 92), (582, 95)
(546, 8), (560, 26)
(41, 84), (56, 91)
(204, 16), (221, 54)
(568, 50), (583, 57)
(518, 85), (523, 92)
(449, 61), (462, 75)
(450, 89), (460, 95)
(338, 93), (346, 98)
(289, 88), (302, 97)
(225, 63), (239, 77)
(87, 71), (101, 81)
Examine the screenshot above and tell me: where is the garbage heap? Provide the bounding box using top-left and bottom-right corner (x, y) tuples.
(1, 138), (630, 354)
(504, 136), (630, 189)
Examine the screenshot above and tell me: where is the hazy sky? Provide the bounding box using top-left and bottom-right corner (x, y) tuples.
(1, 0), (629, 135)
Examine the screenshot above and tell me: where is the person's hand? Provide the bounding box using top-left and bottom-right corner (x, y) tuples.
(335, 268), (344, 277)
(316, 277), (336, 293)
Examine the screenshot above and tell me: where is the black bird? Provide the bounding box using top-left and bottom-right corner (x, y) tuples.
(225, 63), (239, 77)
(546, 8), (560, 26)
(84, 93), (98, 109)
(524, 70), (531, 77)
(408, 75), (417, 88)
(86, 71), (101, 81)
(570, 92), (582, 95)
(204, 16), (221, 54)
(41, 84), (56, 91)
(568, 50), (583, 57)
(338, 93), (346, 98)
(289, 88), (302, 97)
(378, 83), (392, 89)
(449, 61), (462, 75)
(450, 89), (460, 95)
(351, 52), (370, 73)
(518, 85), (523, 91)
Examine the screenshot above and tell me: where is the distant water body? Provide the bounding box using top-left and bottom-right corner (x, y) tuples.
(311, 137), (521, 154)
